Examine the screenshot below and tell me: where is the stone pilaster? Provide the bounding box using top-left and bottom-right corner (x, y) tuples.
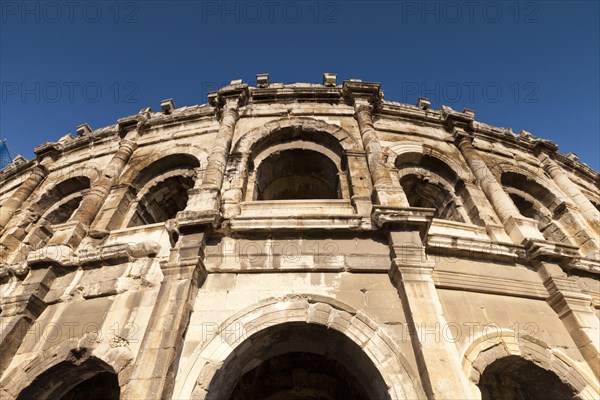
(455, 181), (512, 242)
(537, 145), (600, 237)
(526, 241), (600, 376)
(454, 130), (544, 244)
(182, 83), (247, 223)
(343, 80), (408, 207)
(346, 150), (376, 217)
(122, 223), (209, 399)
(71, 140), (137, 228)
(0, 165), (47, 231)
(381, 208), (472, 399)
(221, 152), (249, 219)
(0, 266), (55, 373)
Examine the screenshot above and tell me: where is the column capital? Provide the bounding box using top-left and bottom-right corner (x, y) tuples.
(30, 164), (49, 178)
(208, 81), (249, 113)
(452, 127), (474, 145)
(342, 80), (382, 109)
(354, 103), (374, 116)
(118, 138), (138, 152)
(34, 142), (63, 162)
(533, 139), (559, 156)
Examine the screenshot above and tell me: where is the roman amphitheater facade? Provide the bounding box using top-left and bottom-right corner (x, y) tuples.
(0, 75), (599, 399)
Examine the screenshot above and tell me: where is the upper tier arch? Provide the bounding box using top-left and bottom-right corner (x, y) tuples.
(232, 117), (361, 155)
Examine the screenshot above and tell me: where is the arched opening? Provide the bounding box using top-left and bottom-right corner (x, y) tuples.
(400, 174), (465, 222)
(44, 195), (84, 225)
(395, 153), (468, 223)
(501, 172), (573, 245)
(254, 149), (341, 200)
(478, 355), (576, 400)
(32, 176), (91, 221)
(204, 322), (390, 400)
(20, 176), (91, 251)
(59, 371), (119, 400)
(231, 352), (370, 400)
(127, 175), (194, 227)
(16, 357), (120, 400)
(120, 154), (200, 228)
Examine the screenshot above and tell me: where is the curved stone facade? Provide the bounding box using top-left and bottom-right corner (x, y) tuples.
(0, 75), (599, 399)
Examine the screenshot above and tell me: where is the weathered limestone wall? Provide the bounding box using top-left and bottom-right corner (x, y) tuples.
(0, 76), (598, 399)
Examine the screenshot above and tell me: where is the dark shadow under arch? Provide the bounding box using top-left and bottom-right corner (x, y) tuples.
(501, 171), (559, 211)
(128, 174), (195, 227)
(205, 322), (390, 400)
(33, 176), (91, 217)
(478, 355), (576, 400)
(248, 124), (347, 161)
(16, 356), (119, 400)
(130, 153), (200, 192)
(400, 174), (465, 222)
(255, 149), (341, 200)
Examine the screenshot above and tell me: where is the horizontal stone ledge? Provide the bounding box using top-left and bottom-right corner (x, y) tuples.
(426, 235), (520, 264)
(433, 270), (548, 300)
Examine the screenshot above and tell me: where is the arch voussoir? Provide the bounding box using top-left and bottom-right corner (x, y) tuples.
(173, 297), (425, 400)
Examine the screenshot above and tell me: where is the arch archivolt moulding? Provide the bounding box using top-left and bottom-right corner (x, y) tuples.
(489, 161), (570, 205)
(28, 174), (93, 209)
(0, 337), (133, 399)
(173, 295), (425, 400)
(117, 145), (206, 187)
(232, 117), (361, 155)
(461, 329), (599, 399)
(386, 142), (474, 184)
(252, 141), (342, 170)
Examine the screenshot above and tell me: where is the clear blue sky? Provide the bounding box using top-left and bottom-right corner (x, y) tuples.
(1, 1), (599, 170)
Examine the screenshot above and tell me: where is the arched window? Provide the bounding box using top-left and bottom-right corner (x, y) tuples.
(478, 355), (575, 399)
(44, 194), (85, 225)
(501, 172), (572, 245)
(245, 127), (350, 203)
(16, 357), (120, 400)
(400, 174), (465, 222)
(120, 154), (200, 228)
(127, 175), (195, 227)
(22, 176), (91, 250)
(396, 153), (469, 223)
(33, 176), (91, 223)
(254, 149), (341, 200)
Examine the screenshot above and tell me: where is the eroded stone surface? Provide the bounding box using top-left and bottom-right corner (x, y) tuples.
(0, 77), (599, 400)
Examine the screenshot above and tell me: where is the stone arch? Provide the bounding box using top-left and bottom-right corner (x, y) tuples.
(398, 168), (470, 223)
(1, 340), (133, 400)
(107, 152), (202, 229)
(173, 296), (425, 400)
(29, 176), (92, 218)
(233, 117), (360, 155)
(118, 149), (204, 190)
(388, 142), (476, 224)
(387, 142), (473, 184)
(236, 119), (359, 202)
(490, 161), (569, 207)
(498, 167), (580, 245)
(252, 147), (344, 201)
(14, 176), (92, 254)
(500, 170), (564, 212)
(462, 330), (599, 399)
